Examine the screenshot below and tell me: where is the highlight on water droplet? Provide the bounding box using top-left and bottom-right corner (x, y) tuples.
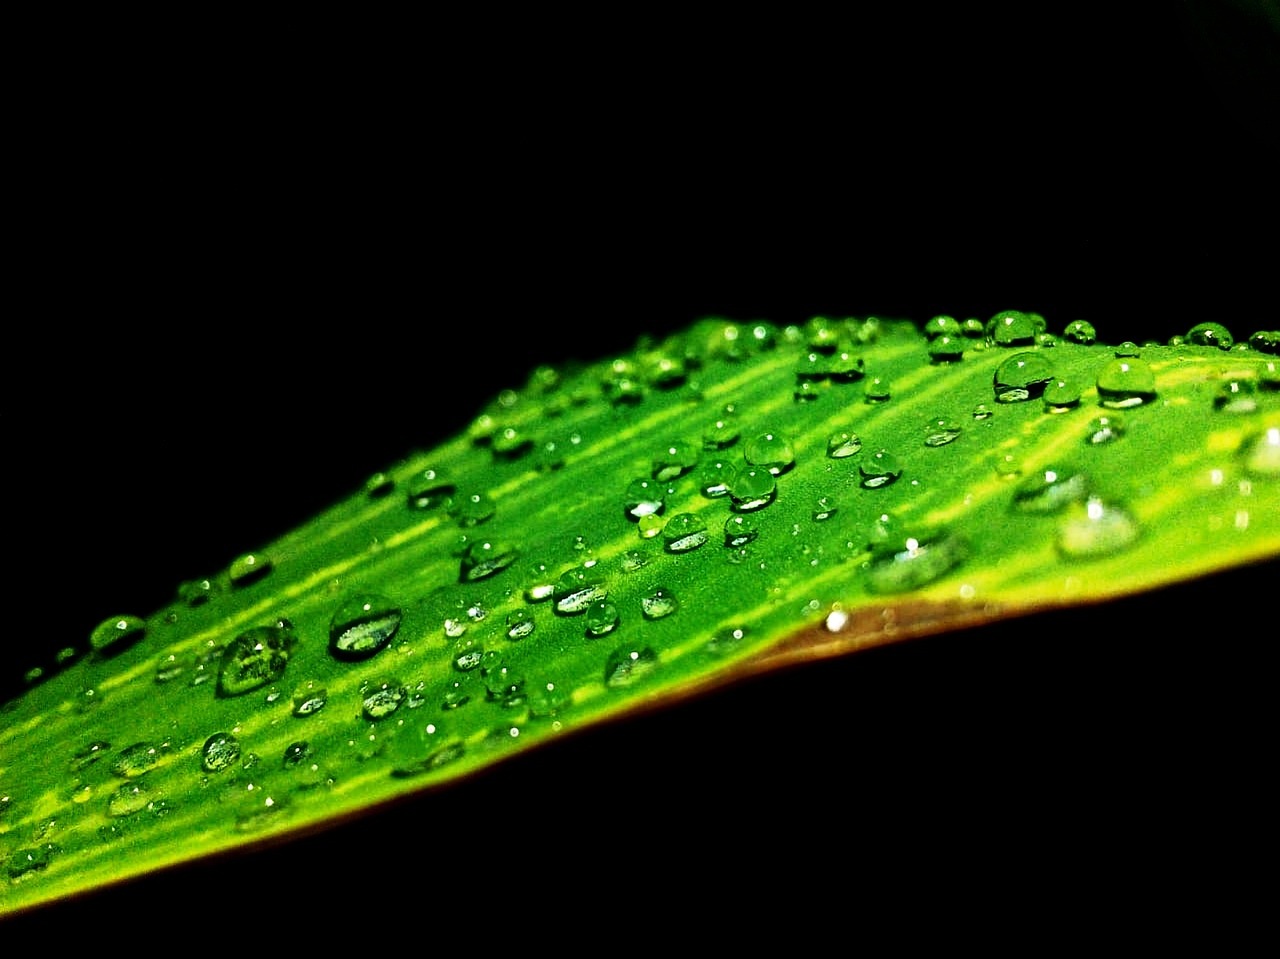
(1063, 320), (1097, 345)
(1096, 357), (1157, 409)
(1057, 496), (1140, 558)
(407, 468), (456, 510)
(329, 594), (402, 661)
(553, 565), (608, 615)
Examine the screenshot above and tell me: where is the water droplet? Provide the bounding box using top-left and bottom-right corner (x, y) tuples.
(1213, 377), (1258, 414)
(604, 645), (658, 688)
(620, 548), (650, 572)
(864, 376), (892, 403)
(663, 512), (709, 553)
(696, 458), (737, 498)
(704, 625), (750, 657)
(1057, 497), (1140, 557)
(291, 680), (328, 716)
(584, 599), (620, 636)
(1186, 322), (1234, 350)
(623, 477), (666, 519)
(523, 561), (557, 602)
(864, 529), (968, 594)
(228, 552), (272, 586)
(1247, 330), (1279, 355)
(988, 309), (1038, 346)
(89, 615), (146, 656)
(723, 514), (760, 548)
(178, 578), (217, 607)
(1063, 320), (1097, 345)
(640, 588), (679, 620)
(449, 490), (496, 527)
(811, 496), (838, 521)
(928, 335), (966, 363)
(505, 609), (536, 640)
(484, 666), (525, 707)
(1042, 377), (1082, 411)
(702, 415), (741, 450)
(972, 403), (994, 420)
(827, 431), (862, 458)
(70, 740), (112, 772)
(1114, 342), (1142, 358)
(923, 315), (962, 339)
(743, 431), (795, 475)
(282, 741), (311, 767)
(362, 680), (405, 719)
(202, 732), (242, 772)
(112, 741), (166, 778)
(491, 425), (534, 459)
(729, 467), (777, 512)
(1012, 468), (1092, 513)
(860, 449), (903, 488)
(329, 594), (402, 660)
(1242, 426), (1280, 477)
(923, 418), (962, 447)
(459, 539), (520, 582)
(219, 623), (296, 696)
(994, 351), (1055, 403)
(407, 468), (456, 510)
(652, 440), (700, 481)
(1085, 413), (1126, 445)
(1096, 358), (1157, 408)
(553, 565), (608, 614)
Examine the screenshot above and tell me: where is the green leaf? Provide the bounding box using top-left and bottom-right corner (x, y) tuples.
(3, 313), (1278, 919)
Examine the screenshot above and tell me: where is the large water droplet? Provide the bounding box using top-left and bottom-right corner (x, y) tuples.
(860, 449), (903, 488)
(652, 440), (700, 481)
(1042, 377), (1083, 412)
(696, 458), (737, 498)
(1057, 497), (1140, 557)
(1096, 358), (1157, 408)
(863, 529), (968, 594)
(988, 310), (1039, 346)
(89, 615), (146, 656)
(1186, 322), (1234, 350)
(994, 352), (1055, 403)
(1012, 468), (1091, 513)
(202, 732), (242, 772)
(744, 431), (795, 476)
(723, 513), (760, 548)
(623, 478), (666, 520)
(553, 565), (608, 614)
(923, 315), (962, 339)
(729, 467), (777, 512)
(219, 623), (296, 696)
(663, 512), (709, 553)
(329, 594), (402, 660)
(362, 680), (405, 719)
(928, 335), (966, 363)
(584, 599), (620, 636)
(1242, 426), (1280, 477)
(864, 376), (892, 403)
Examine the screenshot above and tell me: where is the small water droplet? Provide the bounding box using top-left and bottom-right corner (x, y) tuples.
(229, 552), (273, 586)
(584, 599), (620, 636)
(1063, 320), (1097, 345)
(640, 588), (679, 620)
(923, 315), (962, 339)
(863, 529), (968, 594)
(923, 418), (963, 447)
(329, 594), (402, 660)
(860, 449), (903, 488)
(219, 623), (296, 696)
(652, 440), (700, 481)
(1096, 357), (1157, 408)
(702, 415), (741, 450)
(994, 351), (1055, 403)
(449, 490), (496, 527)
(1042, 377), (1083, 411)
(663, 512), (709, 553)
(826, 431), (862, 458)
(1213, 376), (1258, 414)
(972, 404), (993, 420)
(604, 645), (658, 688)
(362, 680), (405, 719)
(1114, 342), (1142, 358)
(523, 561), (557, 602)
(178, 578), (217, 607)
(1085, 413), (1126, 445)
(291, 680), (328, 716)
(1247, 330), (1279, 355)
(988, 310), (1039, 346)
(89, 615), (146, 656)
(407, 468), (456, 510)
(491, 425), (534, 459)
(1242, 426), (1280, 477)
(729, 467), (777, 512)
(723, 514), (760, 548)
(1057, 497), (1140, 557)
(811, 496), (838, 521)
(112, 741), (166, 778)
(928, 335), (966, 362)
(459, 539), (520, 582)
(202, 732), (242, 772)
(106, 781), (158, 817)
(864, 376), (892, 403)
(696, 458), (737, 498)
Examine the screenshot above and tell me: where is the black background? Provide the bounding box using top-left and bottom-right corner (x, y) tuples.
(4, 3), (1277, 931)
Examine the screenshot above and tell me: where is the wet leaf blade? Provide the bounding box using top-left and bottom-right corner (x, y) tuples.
(2, 316), (1278, 916)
